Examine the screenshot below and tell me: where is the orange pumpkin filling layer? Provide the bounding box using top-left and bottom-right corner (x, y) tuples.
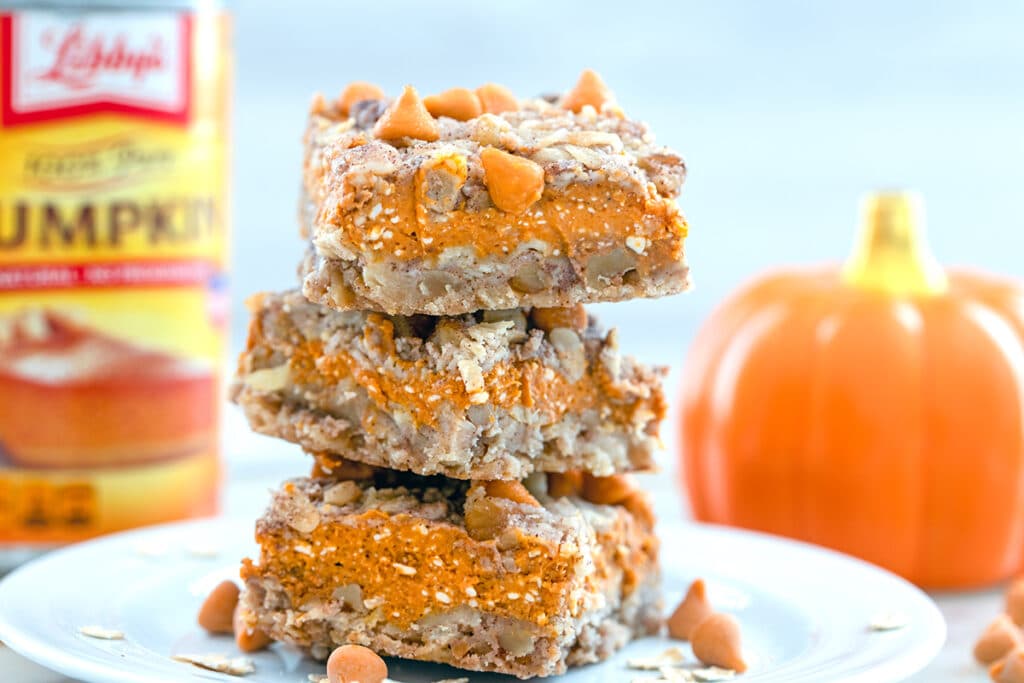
(242, 482), (657, 631)
(246, 509), (572, 629)
(281, 315), (659, 431)
(319, 181), (686, 263)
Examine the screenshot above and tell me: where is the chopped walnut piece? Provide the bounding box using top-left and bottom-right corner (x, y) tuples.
(372, 85), (440, 142)
(244, 364), (289, 392)
(498, 625), (536, 656)
(480, 147), (544, 214)
(464, 480), (540, 541)
(281, 485), (321, 533)
(476, 82), (518, 114)
(337, 81), (385, 116)
(323, 480), (362, 506)
(423, 87), (483, 121)
(416, 152), (468, 214)
(561, 68), (615, 113)
(464, 496), (504, 541)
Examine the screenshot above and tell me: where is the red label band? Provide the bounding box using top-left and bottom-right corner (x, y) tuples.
(0, 259), (218, 291)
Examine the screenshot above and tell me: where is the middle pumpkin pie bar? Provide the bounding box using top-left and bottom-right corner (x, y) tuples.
(237, 468), (660, 678)
(232, 290), (665, 480)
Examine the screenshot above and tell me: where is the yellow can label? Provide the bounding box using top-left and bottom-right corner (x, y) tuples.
(0, 7), (230, 544)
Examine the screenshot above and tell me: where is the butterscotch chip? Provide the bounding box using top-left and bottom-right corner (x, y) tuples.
(310, 92), (328, 116)
(234, 604), (272, 653)
(668, 578), (713, 641)
(547, 471), (583, 498)
(337, 81), (385, 116)
(326, 644), (388, 683)
(976, 615), (1024, 664)
(197, 580), (239, 634)
(992, 647), (1024, 682)
(530, 305), (587, 333)
(476, 82), (518, 114)
(481, 479), (541, 506)
(561, 68), (615, 113)
(372, 85), (440, 142)
(621, 491), (655, 530)
(423, 87), (483, 121)
(691, 613), (747, 673)
(480, 147), (544, 214)
(581, 473), (635, 505)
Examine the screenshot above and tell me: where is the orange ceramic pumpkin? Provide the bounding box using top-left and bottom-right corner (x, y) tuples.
(681, 192), (1024, 588)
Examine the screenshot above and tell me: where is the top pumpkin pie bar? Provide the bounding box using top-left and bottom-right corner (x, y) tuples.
(301, 71), (689, 316)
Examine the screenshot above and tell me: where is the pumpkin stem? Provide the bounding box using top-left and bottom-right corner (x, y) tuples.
(842, 191), (948, 296)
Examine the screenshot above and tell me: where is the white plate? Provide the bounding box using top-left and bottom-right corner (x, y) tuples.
(0, 517), (944, 683)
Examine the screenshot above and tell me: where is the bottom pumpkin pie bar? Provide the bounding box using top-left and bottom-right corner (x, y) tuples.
(237, 469), (661, 679)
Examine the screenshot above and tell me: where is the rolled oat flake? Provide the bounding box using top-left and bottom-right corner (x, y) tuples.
(0, 0), (231, 570)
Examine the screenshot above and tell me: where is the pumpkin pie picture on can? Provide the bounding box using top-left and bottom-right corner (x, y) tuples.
(0, 308), (216, 469)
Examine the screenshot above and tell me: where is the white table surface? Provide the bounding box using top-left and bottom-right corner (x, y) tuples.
(0, 408), (1003, 682)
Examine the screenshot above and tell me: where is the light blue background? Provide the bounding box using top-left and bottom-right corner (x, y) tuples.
(3, 5), (1019, 680)
(230, 0), (1023, 367)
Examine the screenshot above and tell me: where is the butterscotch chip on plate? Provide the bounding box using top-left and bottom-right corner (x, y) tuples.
(300, 73), (689, 315)
(231, 290), (665, 480)
(237, 473), (661, 679)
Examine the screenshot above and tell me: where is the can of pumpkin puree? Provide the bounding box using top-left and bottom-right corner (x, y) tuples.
(0, 0), (231, 568)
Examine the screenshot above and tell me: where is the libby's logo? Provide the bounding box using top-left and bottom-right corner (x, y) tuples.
(1, 11), (192, 126)
(36, 24), (166, 90)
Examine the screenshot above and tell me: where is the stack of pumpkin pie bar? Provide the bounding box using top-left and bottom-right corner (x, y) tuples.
(230, 70), (690, 679)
